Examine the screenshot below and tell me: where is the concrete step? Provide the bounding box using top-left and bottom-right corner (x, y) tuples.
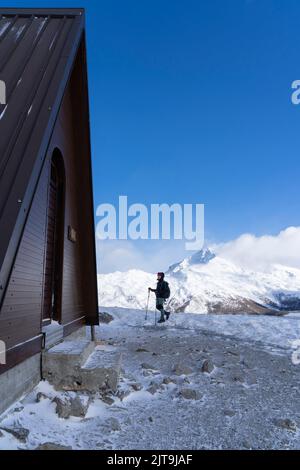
(81, 348), (123, 392)
(42, 341), (122, 393)
(42, 340), (95, 387)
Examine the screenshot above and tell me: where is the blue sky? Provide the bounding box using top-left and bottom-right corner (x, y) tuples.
(2, 1), (300, 272)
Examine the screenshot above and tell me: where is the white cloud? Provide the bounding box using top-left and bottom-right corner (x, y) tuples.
(96, 238), (187, 274)
(214, 226), (300, 271)
(96, 226), (300, 274)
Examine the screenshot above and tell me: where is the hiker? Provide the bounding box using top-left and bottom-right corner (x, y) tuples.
(148, 272), (170, 323)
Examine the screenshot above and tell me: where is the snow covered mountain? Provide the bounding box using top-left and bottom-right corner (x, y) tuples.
(97, 249), (300, 314)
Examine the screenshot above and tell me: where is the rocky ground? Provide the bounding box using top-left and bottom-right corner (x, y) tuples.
(0, 309), (300, 450)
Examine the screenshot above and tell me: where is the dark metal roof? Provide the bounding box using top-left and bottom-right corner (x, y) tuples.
(0, 9), (86, 304)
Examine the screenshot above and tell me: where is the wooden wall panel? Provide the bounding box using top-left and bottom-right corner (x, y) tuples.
(0, 34), (98, 375)
(0, 160), (50, 350)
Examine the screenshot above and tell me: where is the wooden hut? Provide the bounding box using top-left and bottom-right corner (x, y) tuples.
(0, 8), (98, 413)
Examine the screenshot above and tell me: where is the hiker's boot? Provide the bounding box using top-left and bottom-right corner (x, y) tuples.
(165, 311), (170, 320)
(158, 316), (165, 323)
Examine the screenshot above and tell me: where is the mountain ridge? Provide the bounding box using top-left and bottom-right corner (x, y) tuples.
(98, 249), (300, 315)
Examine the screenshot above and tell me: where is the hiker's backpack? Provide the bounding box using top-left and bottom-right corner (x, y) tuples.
(162, 281), (170, 299)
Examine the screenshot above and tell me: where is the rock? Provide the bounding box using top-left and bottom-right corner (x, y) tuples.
(141, 363), (155, 370)
(0, 430), (3, 438)
(103, 438), (113, 444)
(36, 392), (48, 403)
(0, 426), (29, 442)
(116, 389), (131, 401)
(147, 382), (160, 395)
(53, 394), (90, 418)
(242, 441), (252, 449)
(105, 417), (121, 432)
(162, 377), (173, 385)
(70, 395), (90, 417)
(35, 442), (72, 450)
(143, 370), (152, 377)
(13, 406), (24, 413)
(232, 374), (245, 383)
(149, 416), (154, 422)
(172, 363), (193, 376)
(95, 442), (104, 448)
(136, 348), (149, 353)
(226, 349), (239, 357)
(211, 378), (224, 386)
(101, 395), (115, 405)
(201, 359), (214, 374)
(53, 396), (72, 419)
(179, 388), (201, 400)
(183, 377), (191, 384)
(130, 383), (142, 391)
(274, 418), (297, 432)
(224, 409), (236, 417)
(99, 312), (114, 323)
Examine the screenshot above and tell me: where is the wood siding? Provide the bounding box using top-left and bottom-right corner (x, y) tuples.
(0, 159), (50, 350)
(0, 73), (86, 353)
(0, 32), (98, 374)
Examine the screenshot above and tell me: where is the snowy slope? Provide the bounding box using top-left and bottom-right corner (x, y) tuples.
(97, 249), (300, 314)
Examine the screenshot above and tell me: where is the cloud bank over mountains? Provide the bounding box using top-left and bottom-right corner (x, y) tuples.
(96, 226), (300, 274)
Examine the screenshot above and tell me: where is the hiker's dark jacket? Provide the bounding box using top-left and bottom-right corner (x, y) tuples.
(152, 280), (168, 299)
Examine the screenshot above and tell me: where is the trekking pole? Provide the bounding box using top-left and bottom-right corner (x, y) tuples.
(154, 305), (157, 326)
(145, 290), (150, 321)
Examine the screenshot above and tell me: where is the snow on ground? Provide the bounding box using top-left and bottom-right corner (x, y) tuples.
(0, 309), (300, 450)
(104, 307), (300, 352)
